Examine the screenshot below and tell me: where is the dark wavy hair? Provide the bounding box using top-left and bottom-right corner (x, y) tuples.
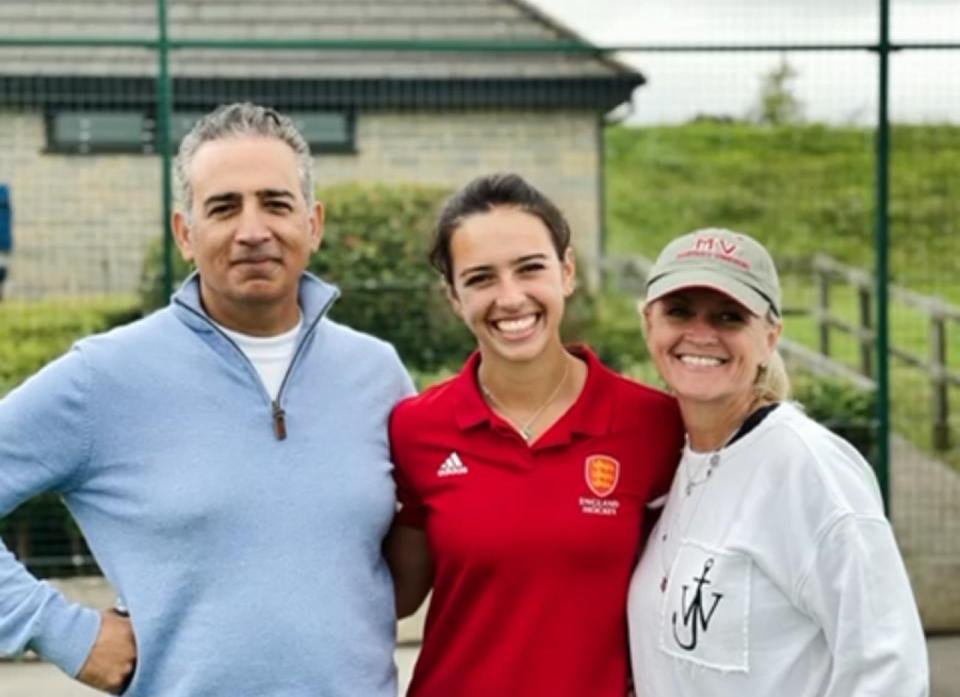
(428, 173), (572, 285)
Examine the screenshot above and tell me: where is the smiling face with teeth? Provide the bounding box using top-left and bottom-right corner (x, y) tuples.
(643, 287), (781, 417)
(446, 206), (575, 368)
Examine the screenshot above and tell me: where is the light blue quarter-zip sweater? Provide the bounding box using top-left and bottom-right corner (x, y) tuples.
(0, 273), (414, 696)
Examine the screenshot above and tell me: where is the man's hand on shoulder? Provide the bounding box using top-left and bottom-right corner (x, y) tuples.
(77, 609), (137, 694)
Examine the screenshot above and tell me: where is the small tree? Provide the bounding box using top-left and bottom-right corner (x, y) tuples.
(752, 56), (804, 125)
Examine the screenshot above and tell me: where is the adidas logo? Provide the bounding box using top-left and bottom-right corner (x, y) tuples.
(437, 452), (469, 477)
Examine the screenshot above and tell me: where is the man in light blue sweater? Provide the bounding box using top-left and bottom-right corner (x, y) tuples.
(0, 103), (414, 695)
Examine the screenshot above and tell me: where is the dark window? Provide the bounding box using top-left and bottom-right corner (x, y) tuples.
(289, 112), (354, 152)
(47, 110), (355, 155)
(48, 111), (152, 154)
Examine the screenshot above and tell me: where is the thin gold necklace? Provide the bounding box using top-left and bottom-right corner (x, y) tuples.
(479, 357), (571, 442)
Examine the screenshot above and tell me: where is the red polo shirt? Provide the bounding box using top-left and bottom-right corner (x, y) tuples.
(391, 347), (683, 697)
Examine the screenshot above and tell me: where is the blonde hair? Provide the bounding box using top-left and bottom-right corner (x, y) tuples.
(755, 312), (790, 401)
(754, 349), (789, 401)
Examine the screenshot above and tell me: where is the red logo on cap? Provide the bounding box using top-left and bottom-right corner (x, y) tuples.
(679, 234), (750, 269)
(693, 236), (737, 256)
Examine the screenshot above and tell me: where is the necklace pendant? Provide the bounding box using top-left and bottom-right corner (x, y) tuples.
(660, 576), (667, 592)
(478, 356), (571, 446)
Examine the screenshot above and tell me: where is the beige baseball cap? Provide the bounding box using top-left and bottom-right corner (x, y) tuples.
(644, 228), (781, 317)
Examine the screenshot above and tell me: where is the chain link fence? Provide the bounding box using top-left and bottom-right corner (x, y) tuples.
(0, 0), (958, 628)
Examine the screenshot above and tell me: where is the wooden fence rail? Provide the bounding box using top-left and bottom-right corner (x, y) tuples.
(599, 253), (959, 449)
(807, 254), (960, 449)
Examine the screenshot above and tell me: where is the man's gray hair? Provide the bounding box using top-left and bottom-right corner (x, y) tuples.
(174, 102), (314, 214)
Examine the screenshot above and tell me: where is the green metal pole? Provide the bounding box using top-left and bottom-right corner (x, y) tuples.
(157, 0), (174, 300)
(597, 114), (607, 262)
(874, 0), (891, 514)
(3, 36), (959, 53)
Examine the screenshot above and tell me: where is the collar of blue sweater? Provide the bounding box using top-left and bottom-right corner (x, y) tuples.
(170, 271), (341, 336)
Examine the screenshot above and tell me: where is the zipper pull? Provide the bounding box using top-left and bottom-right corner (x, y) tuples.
(272, 401), (287, 441)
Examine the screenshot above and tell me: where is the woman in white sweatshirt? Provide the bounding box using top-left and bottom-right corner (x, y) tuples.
(627, 227), (928, 697)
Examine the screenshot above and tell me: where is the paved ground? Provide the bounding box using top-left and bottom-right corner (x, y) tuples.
(0, 646), (418, 696)
(930, 636), (960, 697)
(891, 435), (960, 630)
(1, 638), (953, 696)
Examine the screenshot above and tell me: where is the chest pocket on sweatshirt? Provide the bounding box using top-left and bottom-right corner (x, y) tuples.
(659, 541), (751, 672)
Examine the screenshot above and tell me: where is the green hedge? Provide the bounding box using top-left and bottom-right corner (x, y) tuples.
(0, 298), (140, 394)
(792, 374), (878, 463)
(0, 297), (139, 578)
(138, 237), (193, 311)
(308, 183), (474, 370)
(565, 290), (649, 373)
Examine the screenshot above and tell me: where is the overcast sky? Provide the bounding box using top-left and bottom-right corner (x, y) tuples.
(529, 0), (959, 124)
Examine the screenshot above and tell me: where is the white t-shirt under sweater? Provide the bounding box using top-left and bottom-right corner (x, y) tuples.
(216, 316), (302, 400)
(627, 402), (928, 697)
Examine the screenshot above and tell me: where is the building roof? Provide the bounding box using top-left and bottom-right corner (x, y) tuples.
(0, 0), (636, 80)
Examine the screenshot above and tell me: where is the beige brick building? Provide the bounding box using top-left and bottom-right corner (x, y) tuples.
(0, 0), (642, 298)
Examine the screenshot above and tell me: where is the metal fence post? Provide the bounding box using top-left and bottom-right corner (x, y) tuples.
(874, 0), (892, 514)
(816, 261), (831, 357)
(858, 285), (873, 377)
(930, 312), (950, 450)
(157, 0), (173, 301)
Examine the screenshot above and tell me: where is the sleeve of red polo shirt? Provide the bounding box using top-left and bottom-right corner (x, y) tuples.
(390, 397), (427, 528)
(651, 396), (684, 498)
(639, 392), (684, 545)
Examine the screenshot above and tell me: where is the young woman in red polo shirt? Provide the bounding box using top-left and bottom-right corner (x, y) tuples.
(387, 173), (682, 697)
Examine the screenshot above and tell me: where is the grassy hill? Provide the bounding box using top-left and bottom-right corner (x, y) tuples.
(604, 122), (960, 467)
(605, 122), (960, 301)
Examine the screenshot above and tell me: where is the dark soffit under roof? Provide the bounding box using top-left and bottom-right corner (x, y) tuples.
(0, 74), (643, 112)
